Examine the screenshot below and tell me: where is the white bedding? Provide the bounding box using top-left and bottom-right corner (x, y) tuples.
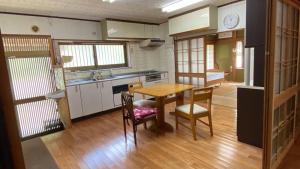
(207, 72), (225, 81)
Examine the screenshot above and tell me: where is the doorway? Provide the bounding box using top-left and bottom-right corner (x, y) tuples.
(2, 35), (63, 140)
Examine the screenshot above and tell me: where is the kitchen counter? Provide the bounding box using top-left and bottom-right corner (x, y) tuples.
(66, 70), (168, 87)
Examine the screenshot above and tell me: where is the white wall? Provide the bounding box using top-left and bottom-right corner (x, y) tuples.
(0, 13), (165, 78)
(127, 43), (162, 71)
(218, 1), (246, 32)
(0, 2), (244, 83)
(159, 22), (175, 83)
(0, 14), (101, 40)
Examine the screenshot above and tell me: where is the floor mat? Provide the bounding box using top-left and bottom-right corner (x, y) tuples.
(22, 137), (58, 169)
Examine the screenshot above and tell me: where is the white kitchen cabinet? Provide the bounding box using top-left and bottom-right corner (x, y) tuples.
(102, 20), (160, 40)
(168, 6), (217, 35)
(66, 85), (83, 119)
(152, 25), (160, 39)
(144, 25), (160, 39)
(144, 25), (153, 39)
(80, 83), (102, 115)
(66, 73), (169, 119)
(104, 20), (145, 39)
(100, 81), (114, 111)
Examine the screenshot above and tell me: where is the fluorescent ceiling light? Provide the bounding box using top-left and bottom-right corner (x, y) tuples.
(103, 0), (115, 3)
(162, 0), (204, 13)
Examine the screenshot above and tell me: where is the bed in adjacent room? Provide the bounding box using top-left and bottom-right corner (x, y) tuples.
(206, 71), (225, 86)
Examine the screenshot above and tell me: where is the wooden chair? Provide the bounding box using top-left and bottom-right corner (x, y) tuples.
(175, 87), (214, 140)
(121, 92), (158, 146)
(128, 82), (156, 108)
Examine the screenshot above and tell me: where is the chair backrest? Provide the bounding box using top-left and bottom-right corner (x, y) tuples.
(128, 81), (145, 99)
(190, 87), (213, 115)
(121, 91), (135, 121)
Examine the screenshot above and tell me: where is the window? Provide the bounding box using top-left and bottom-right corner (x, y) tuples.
(59, 42), (127, 69)
(60, 45), (95, 68)
(206, 44), (214, 70)
(235, 41), (244, 68)
(95, 44), (127, 68)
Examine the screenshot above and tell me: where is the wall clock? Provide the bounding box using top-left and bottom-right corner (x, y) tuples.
(223, 14), (240, 29)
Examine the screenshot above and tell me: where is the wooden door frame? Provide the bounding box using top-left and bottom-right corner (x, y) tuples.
(263, 1), (276, 168)
(0, 31), (26, 168)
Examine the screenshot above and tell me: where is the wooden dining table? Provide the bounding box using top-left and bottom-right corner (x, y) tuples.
(134, 83), (193, 132)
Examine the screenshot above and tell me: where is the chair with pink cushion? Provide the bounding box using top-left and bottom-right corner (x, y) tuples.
(121, 91), (158, 146)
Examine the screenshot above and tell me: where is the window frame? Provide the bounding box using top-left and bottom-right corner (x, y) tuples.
(58, 40), (128, 70)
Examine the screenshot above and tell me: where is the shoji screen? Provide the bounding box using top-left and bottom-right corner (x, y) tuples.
(2, 35), (63, 139)
(175, 37), (206, 87)
(264, 0), (300, 168)
(176, 40), (190, 84)
(191, 38), (205, 87)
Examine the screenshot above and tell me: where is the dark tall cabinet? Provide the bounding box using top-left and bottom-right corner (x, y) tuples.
(245, 0), (267, 87)
(236, 0), (268, 148)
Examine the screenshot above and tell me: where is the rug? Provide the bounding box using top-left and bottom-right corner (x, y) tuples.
(22, 137), (58, 169)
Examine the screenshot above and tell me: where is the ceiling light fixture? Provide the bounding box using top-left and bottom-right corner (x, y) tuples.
(103, 0), (115, 3)
(162, 0), (204, 13)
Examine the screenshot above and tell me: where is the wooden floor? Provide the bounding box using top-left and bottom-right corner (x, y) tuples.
(279, 136), (300, 169)
(42, 85), (262, 169)
(212, 82), (241, 108)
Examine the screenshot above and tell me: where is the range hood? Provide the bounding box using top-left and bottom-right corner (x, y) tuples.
(140, 38), (165, 48)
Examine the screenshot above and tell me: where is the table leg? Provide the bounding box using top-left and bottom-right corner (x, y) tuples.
(150, 97), (173, 132)
(156, 97), (165, 126)
(169, 91), (185, 116)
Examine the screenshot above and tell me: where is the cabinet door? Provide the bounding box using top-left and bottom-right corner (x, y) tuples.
(245, 0), (266, 47)
(144, 25), (160, 39)
(66, 86), (83, 119)
(101, 81), (114, 111)
(144, 25), (153, 38)
(80, 83), (102, 115)
(152, 25), (160, 38)
(107, 21), (145, 38)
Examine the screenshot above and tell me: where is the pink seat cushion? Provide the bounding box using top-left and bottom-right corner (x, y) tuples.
(134, 107), (158, 120)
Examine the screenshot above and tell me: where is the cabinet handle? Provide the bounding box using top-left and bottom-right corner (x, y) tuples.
(75, 86), (78, 92)
(102, 82), (104, 88)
